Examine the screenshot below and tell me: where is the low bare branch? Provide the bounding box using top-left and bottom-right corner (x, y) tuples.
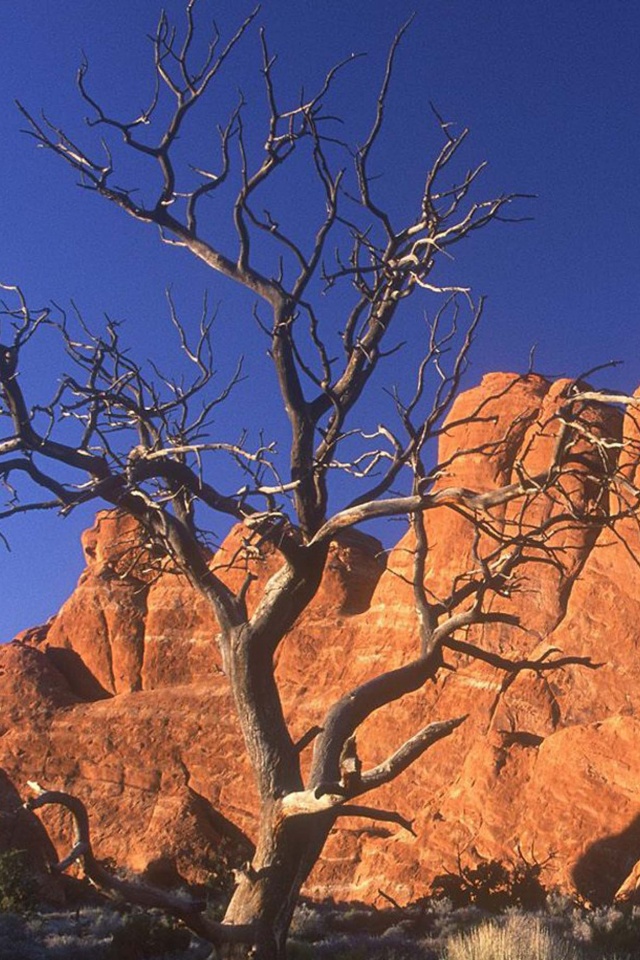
(25, 782), (254, 945)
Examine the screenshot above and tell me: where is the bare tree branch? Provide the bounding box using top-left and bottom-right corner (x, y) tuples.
(355, 717), (467, 794)
(24, 782), (255, 946)
(335, 804), (416, 835)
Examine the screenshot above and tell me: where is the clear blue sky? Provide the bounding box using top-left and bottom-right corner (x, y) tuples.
(1, 1), (639, 640)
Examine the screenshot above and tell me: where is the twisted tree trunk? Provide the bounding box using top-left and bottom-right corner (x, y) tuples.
(221, 806), (332, 960)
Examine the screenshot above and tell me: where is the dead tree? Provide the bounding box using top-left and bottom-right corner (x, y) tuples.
(3, 4), (637, 957)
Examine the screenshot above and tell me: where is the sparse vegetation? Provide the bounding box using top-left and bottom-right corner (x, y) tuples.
(569, 902), (640, 957)
(0, 905), (208, 960)
(2, 893), (640, 959)
(199, 837), (243, 920)
(430, 856), (548, 912)
(107, 909), (192, 960)
(0, 850), (37, 914)
(442, 914), (579, 960)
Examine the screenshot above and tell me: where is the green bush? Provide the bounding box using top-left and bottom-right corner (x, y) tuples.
(0, 850), (38, 914)
(107, 910), (190, 960)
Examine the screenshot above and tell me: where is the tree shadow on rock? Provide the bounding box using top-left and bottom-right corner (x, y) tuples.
(573, 815), (640, 904)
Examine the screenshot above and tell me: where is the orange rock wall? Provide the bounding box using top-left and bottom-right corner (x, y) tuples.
(3, 372), (640, 906)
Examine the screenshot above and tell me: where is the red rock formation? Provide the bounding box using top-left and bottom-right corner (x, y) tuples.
(3, 372), (640, 907)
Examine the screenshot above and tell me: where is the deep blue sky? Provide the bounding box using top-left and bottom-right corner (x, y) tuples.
(1, 1), (639, 640)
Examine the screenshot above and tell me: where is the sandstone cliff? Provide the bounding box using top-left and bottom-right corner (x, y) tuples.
(3, 371), (640, 906)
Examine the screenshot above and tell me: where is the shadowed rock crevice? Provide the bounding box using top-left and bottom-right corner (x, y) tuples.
(43, 648), (112, 702)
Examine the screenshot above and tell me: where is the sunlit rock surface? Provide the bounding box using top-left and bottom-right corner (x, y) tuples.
(4, 372), (640, 906)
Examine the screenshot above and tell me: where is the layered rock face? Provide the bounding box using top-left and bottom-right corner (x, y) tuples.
(3, 371), (640, 906)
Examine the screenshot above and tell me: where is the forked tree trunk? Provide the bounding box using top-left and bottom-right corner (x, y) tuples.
(220, 804), (333, 960)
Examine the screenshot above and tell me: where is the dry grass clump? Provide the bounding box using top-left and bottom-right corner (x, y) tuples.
(442, 913), (579, 960)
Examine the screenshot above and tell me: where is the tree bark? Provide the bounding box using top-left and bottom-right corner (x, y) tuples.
(220, 803), (332, 960)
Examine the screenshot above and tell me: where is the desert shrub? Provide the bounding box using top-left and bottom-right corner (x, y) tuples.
(304, 930), (435, 960)
(568, 902), (640, 956)
(442, 914), (580, 960)
(6, 903), (202, 960)
(408, 900), (462, 943)
(291, 898), (409, 942)
(198, 837), (244, 922)
(0, 913), (32, 960)
(287, 943), (317, 960)
(291, 900), (331, 941)
(432, 858), (547, 912)
(544, 890), (581, 917)
(107, 909), (190, 960)
(0, 911), (63, 960)
(0, 849), (38, 914)
(33, 904), (123, 959)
